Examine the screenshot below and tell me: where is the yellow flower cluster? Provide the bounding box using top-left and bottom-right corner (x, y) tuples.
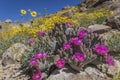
(0, 16), (79, 42)
(72, 8), (114, 26)
(74, 8), (114, 19)
(93, 8), (114, 18)
(0, 26), (41, 41)
(39, 16), (78, 31)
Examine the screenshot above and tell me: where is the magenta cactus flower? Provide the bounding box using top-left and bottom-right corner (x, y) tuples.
(28, 37), (35, 43)
(29, 58), (38, 67)
(55, 58), (65, 68)
(42, 52), (48, 58)
(70, 37), (82, 46)
(94, 44), (109, 55)
(38, 30), (45, 36)
(32, 70), (42, 80)
(34, 52), (47, 59)
(66, 22), (72, 27)
(78, 29), (87, 38)
(106, 56), (115, 66)
(34, 52), (43, 59)
(73, 52), (85, 62)
(63, 43), (71, 50)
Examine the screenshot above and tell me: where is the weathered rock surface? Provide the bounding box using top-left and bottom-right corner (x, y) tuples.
(100, 60), (120, 77)
(106, 17), (120, 30)
(0, 20), (13, 31)
(62, 10), (73, 18)
(47, 65), (109, 80)
(48, 59), (120, 80)
(88, 24), (111, 33)
(0, 60), (29, 80)
(5, 19), (12, 24)
(2, 43), (29, 66)
(78, 7), (87, 12)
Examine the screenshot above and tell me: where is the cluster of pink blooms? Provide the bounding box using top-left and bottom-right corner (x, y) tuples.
(29, 58), (38, 67)
(94, 44), (109, 55)
(28, 22), (115, 80)
(29, 52), (48, 67)
(32, 70), (42, 80)
(61, 28), (87, 67)
(94, 44), (114, 66)
(55, 58), (65, 68)
(28, 30), (46, 44)
(34, 52), (48, 59)
(29, 37), (35, 43)
(62, 27), (114, 67)
(29, 52), (48, 80)
(69, 29), (87, 46)
(73, 52), (85, 62)
(106, 56), (115, 66)
(70, 37), (82, 46)
(78, 29), (87, 38)
(63, 43), (71, 50)
(66, 22), (72, 27)
(37, 30), (45, 36)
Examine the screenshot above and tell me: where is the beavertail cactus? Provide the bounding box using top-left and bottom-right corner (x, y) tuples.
(22, 22), (114, 79)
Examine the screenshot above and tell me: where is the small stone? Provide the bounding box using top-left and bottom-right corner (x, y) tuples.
(106, 17), (120, 30)
(2, 43), (29, 66)
(62, 10), (73, 18)
(88, 24), (111, 34)
(5, 19), (12, 24)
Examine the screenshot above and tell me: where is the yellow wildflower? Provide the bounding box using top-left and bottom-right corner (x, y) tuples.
(31, 11), (37, 17)
(20, 9), (26, 15)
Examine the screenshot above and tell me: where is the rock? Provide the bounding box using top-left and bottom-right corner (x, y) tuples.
(62, 10), (73, 18)
(2, 43), (29, 66)
(42, 72), (48, 79)
(0, 60), (4, 80)
(0, 21), (12, 31)
(5, 19), (12, 24)
(88, 24), (111, 33)
(62, 6), (71, 10)
(78, 7), (87, 12)
(47, 65), (107, 80)
(106, 17), (120, 30)
(0, 63), (30, 80)
(0, 22), (6, 30)
(101, 59), (120, 77)
(77, 0), (106, 8)
(85, 67), (105, 78)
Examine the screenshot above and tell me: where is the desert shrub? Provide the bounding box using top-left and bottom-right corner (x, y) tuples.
(104, 31), (120, 53)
